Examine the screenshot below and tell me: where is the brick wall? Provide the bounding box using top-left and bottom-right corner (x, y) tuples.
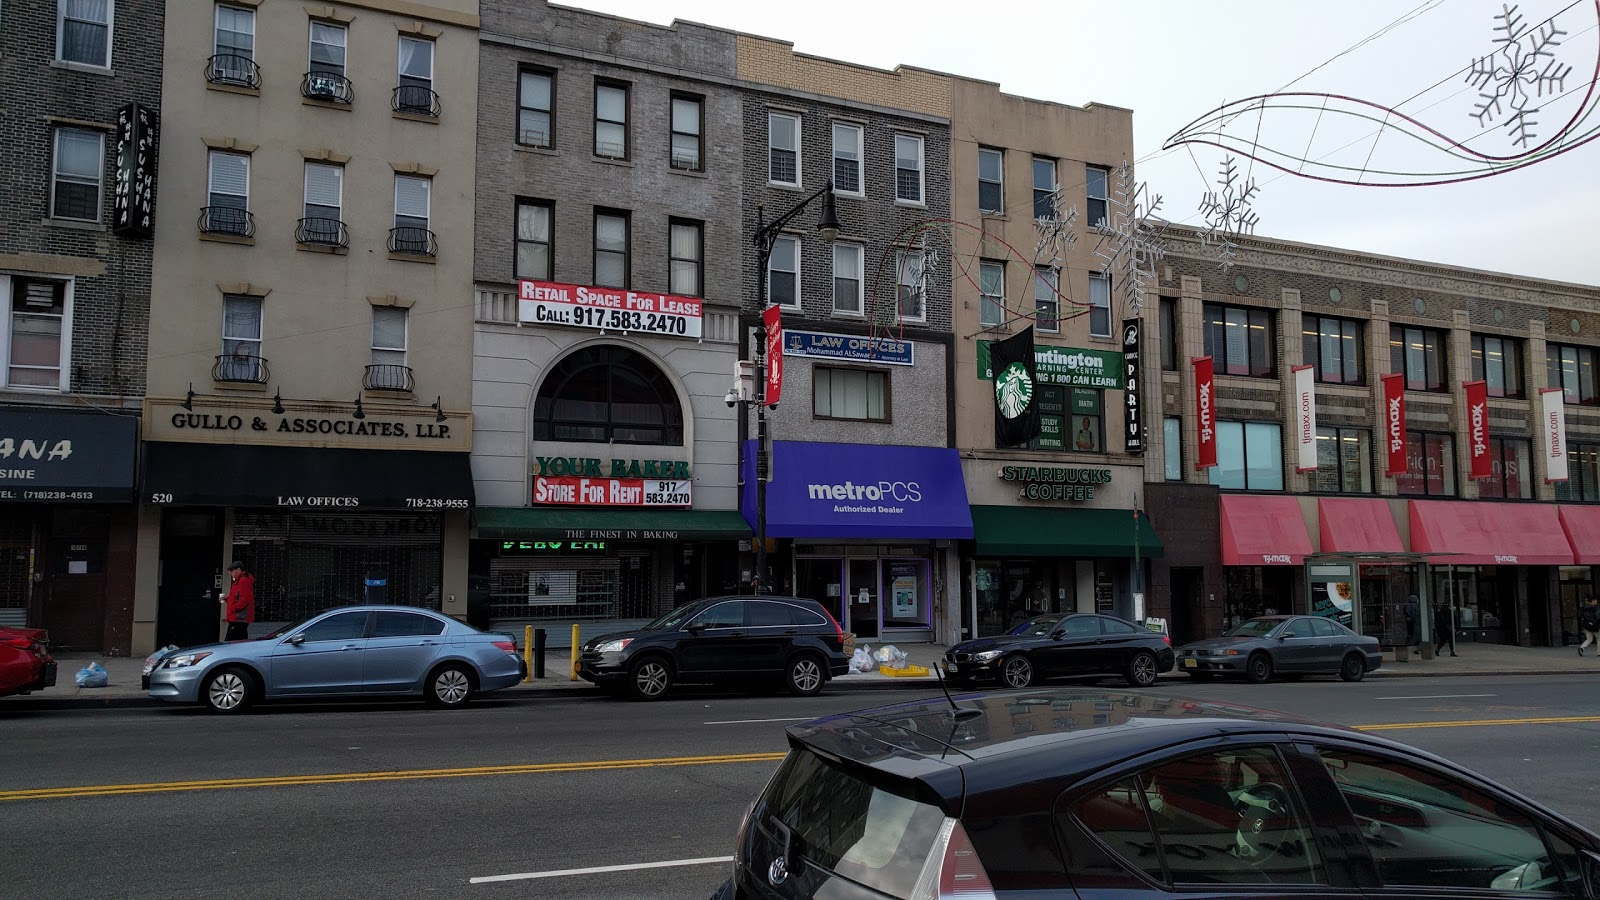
(733, 35), (950, 119)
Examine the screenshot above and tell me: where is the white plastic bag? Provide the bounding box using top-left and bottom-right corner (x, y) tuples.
(849, 646), (877, 674)
(873, 645), (908, 669)
(75, 661), (108, 688)
(142, 644), (178, 677)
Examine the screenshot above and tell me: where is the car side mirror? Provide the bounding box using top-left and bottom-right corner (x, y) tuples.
(1050, 629), (1066, 640)
(1278, 633), (1292, 640)
(287, 633), (306, 646)
(686, 623), (706, 636)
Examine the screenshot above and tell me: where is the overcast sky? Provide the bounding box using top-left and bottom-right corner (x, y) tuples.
(557, 0), (1600, 287)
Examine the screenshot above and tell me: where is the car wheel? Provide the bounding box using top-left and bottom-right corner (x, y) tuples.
(1245, 652), (1273, 684)
(627, 655), (674, 701)
(1339, 652), (1367, 683)
(1001, 654), (1034, 689)
(785, 654), (826, 697)
(1126, 651), (1160, 687)
(201, 666), (255, 714)
(425, 663), (474, 709)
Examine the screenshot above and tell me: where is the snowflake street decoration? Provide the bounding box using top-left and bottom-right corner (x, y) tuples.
(1197, 156), (1260, 273)
(1033, 203), (1078, 270)
(1466, 3), (1572, 147)
(1092, 161), (1168, 314)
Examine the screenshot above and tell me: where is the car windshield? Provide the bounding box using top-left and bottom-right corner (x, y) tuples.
(644, 602), (700, 631)
(261, 616), (317, 639)
(1009, 615), (1065, 637)
(1226, 618), (1280, 638)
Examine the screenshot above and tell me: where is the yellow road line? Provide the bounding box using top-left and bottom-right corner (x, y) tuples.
(1355, 714), (1600, 731)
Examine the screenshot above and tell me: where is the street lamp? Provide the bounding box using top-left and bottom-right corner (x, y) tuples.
(744, 180), (841, 594)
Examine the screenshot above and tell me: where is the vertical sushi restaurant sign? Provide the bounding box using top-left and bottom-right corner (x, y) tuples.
(113, 102), (158, 238)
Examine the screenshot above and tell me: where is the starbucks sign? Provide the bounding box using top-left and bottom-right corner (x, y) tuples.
(1000, 465), (1113, 501)
(995, 361), (1033, 419)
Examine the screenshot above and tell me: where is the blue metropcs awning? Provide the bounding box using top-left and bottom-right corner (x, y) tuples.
(740, 440), (973, 540)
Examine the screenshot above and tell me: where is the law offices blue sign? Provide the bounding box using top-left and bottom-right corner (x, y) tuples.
(740, 441), (972, 539)
(782, 330), (915, 366)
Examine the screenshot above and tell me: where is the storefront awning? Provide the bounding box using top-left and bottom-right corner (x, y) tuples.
(970, 506), (1163, 558)
(1559, 506), (1600, 564)
(474, 507), (751, 541)
(1220, 495), (1313, 566)
(742, 441), (973, 539)
(1408, 500), (1573, 566)
(142, 442), (474, 508)
(1317, 498), (1405, 555)
(0, 407), (137, 503)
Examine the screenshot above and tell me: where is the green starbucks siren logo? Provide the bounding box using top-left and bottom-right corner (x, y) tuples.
(995, 361), (1034, 419)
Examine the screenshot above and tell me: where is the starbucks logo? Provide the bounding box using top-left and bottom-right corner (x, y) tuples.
(995, 361), (1033, 419)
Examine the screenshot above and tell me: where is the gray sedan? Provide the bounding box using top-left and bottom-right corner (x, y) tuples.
(1175, 614), (1383, 684)
(147, 605), (526, 713)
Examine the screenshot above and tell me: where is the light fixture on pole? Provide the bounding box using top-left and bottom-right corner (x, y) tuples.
(431, 396), (447, 423)
(181, 383), (194, 411)
(743, 180), (839, 594)
(352, 395), (366, 420)
(272, 390), (285, 415)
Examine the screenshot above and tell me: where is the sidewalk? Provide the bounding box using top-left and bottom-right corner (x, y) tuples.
(12, 640), (1600, 710)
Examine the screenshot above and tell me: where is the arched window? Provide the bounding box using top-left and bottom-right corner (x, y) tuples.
(533, 345), (684, 446)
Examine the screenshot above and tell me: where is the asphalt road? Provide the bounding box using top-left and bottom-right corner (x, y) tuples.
(4, 676), (1600, 899)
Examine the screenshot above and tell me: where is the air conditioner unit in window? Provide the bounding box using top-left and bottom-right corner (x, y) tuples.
(307, 74), (339, 97)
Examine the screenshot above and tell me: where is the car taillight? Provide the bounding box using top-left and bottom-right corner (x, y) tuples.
(822, 609), (844, 645)
(491, 640), (517, 654)
(1163, 634), (1172, 646)
(1, 636), (32, 649)
(911, 819), (996, 900)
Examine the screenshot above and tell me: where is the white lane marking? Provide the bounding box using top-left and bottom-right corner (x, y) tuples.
(470, 856), (734, 884)
(704, 716), (811, 725)
(1375, 693), (1497, 700)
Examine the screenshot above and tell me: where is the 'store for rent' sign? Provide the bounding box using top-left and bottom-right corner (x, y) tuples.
(518, 280), (704, 339)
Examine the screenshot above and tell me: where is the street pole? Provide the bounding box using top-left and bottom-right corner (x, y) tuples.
(1132, 492), (1143, 625)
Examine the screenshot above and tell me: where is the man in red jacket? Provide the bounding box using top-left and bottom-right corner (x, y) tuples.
(221, 561), (255, 641)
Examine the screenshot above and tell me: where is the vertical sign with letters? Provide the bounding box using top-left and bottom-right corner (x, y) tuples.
(1121, 317), (1143, 455)
(112, 102), (157, 238)
(1193, 356), (1217, 470)
(1465, 380), (1491, 480)
(763, 304), (783, 407)
(1542, 386), (1569, 483)
(1293, 364), (1317, 473)
(1382, 373), (1407, 476)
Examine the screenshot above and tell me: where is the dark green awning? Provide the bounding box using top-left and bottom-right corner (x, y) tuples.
(971, 505), (1164, 558)
(474, 507), (751, 541)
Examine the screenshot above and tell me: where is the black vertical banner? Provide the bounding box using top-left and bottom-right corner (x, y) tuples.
(113, 102), (157, 238)
(991, 326), (1041, 448)
(1122, 317), (1144, 455)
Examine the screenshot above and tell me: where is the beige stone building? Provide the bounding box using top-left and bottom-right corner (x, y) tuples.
(135, 0), (480, 652)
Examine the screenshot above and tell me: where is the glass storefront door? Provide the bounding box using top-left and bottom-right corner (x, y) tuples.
(796, 558), (843, 624)
(847, 558), (879, 639)
(1559, 566), (1594, 645)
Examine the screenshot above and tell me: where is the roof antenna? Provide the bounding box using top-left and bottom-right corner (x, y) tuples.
(933, 660), (983, 721)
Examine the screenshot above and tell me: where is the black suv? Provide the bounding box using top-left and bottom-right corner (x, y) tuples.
(577, 595), (849, 700)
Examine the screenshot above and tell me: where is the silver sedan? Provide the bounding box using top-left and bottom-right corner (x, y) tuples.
(1176, 614), (1384, 684)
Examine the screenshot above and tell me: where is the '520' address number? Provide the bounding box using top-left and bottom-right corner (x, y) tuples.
(406, 498), (469, 508)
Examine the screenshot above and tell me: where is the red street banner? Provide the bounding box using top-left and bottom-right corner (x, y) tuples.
(1381, 373), (1407, 476)
(1193, 356), (1217, 470)
(763, 305), (783, 407)
(1465, 379), (1491, 480)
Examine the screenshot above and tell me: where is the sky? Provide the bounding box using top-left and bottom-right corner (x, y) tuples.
(555, 0), (1600, 287)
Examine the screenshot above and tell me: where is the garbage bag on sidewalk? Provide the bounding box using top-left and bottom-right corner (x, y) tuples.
(873, 645), (908, 669)
(142, 644), (178, 676)
(849, 647), (877, 674)
(74, 661), (109, 688)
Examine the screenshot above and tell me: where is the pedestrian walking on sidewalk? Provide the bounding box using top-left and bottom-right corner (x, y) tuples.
(1579, 600), (1600, 656)
(221, 561), (255, 642)
(1404, 595), (1420, 650)
(1434, 602), (1458, 657)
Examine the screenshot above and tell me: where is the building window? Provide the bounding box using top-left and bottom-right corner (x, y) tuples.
(392, 175), (432, 253)
(0, 278), (70, 390)
(1163, 416), (1182, 481)
(593, 210), (629, 288)
(894, 134), (924, 204)
(896, 250), (925, 321)
(670, 94), (702, 170)
(768, 235), (799, 307)
(1208, 421), (1284, 491)
(979, 260), (1004, 327)
(832, 243), (863, 315)
(1556, 442), (1600, 502)
(1088, 273), (1112, 338)
(1389, 326), (1446, 392)
(515, 200), (552, 281)
(1395, 431), (1456, 497)
(371, 306), (407, 369)
(51, 128), (103, 222)
(1032, 157), (1057, 221)
(1302, 315), (1363, 385)
(1086, 165), (1109, 229)
(1478, 437), (1532, 499)
(831, 123), (863, 195)
(308, 20), (346, 77)
(1160, 297), (1177, 371)
(1471, 335), (1522, 398)
(1547, 343), (1600, 405)
(593, 81), (629, 159)
(977, 147), (1004, 214)
(1310, 427), (1373, 494)
(814, 367), (888, 422)
(212, 4), (255, 84)
(220, 294), (263, 381)
(1066, 389), (1103, 452)
(302, 162), (343, 239)
(1204, 303), (1276, 378)
(396, 36), (435, 113)
(533, 345), (684, 445)
(58, 0), (112, 68)
(205, 150), (250, 235)
(668, 219), (702, 297)
(768, 112), (800, 187)
(1033, 267), (1059, 333)
(518, 68), (554, 148)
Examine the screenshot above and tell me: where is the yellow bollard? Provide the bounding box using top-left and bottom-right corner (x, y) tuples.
(570, 623), (580, 681)
(523, 625), (533, 683)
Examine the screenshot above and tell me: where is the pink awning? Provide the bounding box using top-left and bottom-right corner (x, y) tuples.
(1318, 498), (1405, 555)
(1409, 500), (1573, 566)
(1559, 506), (1600, 565)
(1220, 495), (1313, 566)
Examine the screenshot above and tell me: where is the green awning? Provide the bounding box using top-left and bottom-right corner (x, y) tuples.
(971, 505), (1164, 558)
(474, 507), (751, 541)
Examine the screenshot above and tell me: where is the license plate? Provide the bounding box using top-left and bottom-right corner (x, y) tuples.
(1183, 658), (1197, 668)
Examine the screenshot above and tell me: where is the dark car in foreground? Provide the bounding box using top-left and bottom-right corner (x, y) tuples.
(147, 605), (525, 713)
(940, 613), (1174, 689)
(1177, 614), (1383, 684)
(0, 626), (56, 698)
(578, 595), (848, 701)
(713, 688), (1600, 899)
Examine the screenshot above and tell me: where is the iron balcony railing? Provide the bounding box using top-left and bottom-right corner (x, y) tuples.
(213, 354), (269, 384)
(198, 206), (255, 238)
(392, 85), (440, 117)
(364, 364), (415, 392)
(388, 226), (437, 257)
(301, 71), (354, 104)
(206, 54), (261, 89)
(297, 217), (349, 249)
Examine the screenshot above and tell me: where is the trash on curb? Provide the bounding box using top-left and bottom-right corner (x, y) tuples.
(74, 661), (109, 688)
(873, 645), (908, 670)
(849, 646), (877, 674)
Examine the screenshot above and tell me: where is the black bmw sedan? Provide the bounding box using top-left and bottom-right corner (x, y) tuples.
(941, 612), (1174, 689)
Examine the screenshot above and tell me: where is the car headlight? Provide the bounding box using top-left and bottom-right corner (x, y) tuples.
(596, 639), (632, 654)
(973, 649), (1003, 662)
(161, 652), (212, 669)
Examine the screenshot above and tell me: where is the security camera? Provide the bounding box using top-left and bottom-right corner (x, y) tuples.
(725, 391), (737, 408)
